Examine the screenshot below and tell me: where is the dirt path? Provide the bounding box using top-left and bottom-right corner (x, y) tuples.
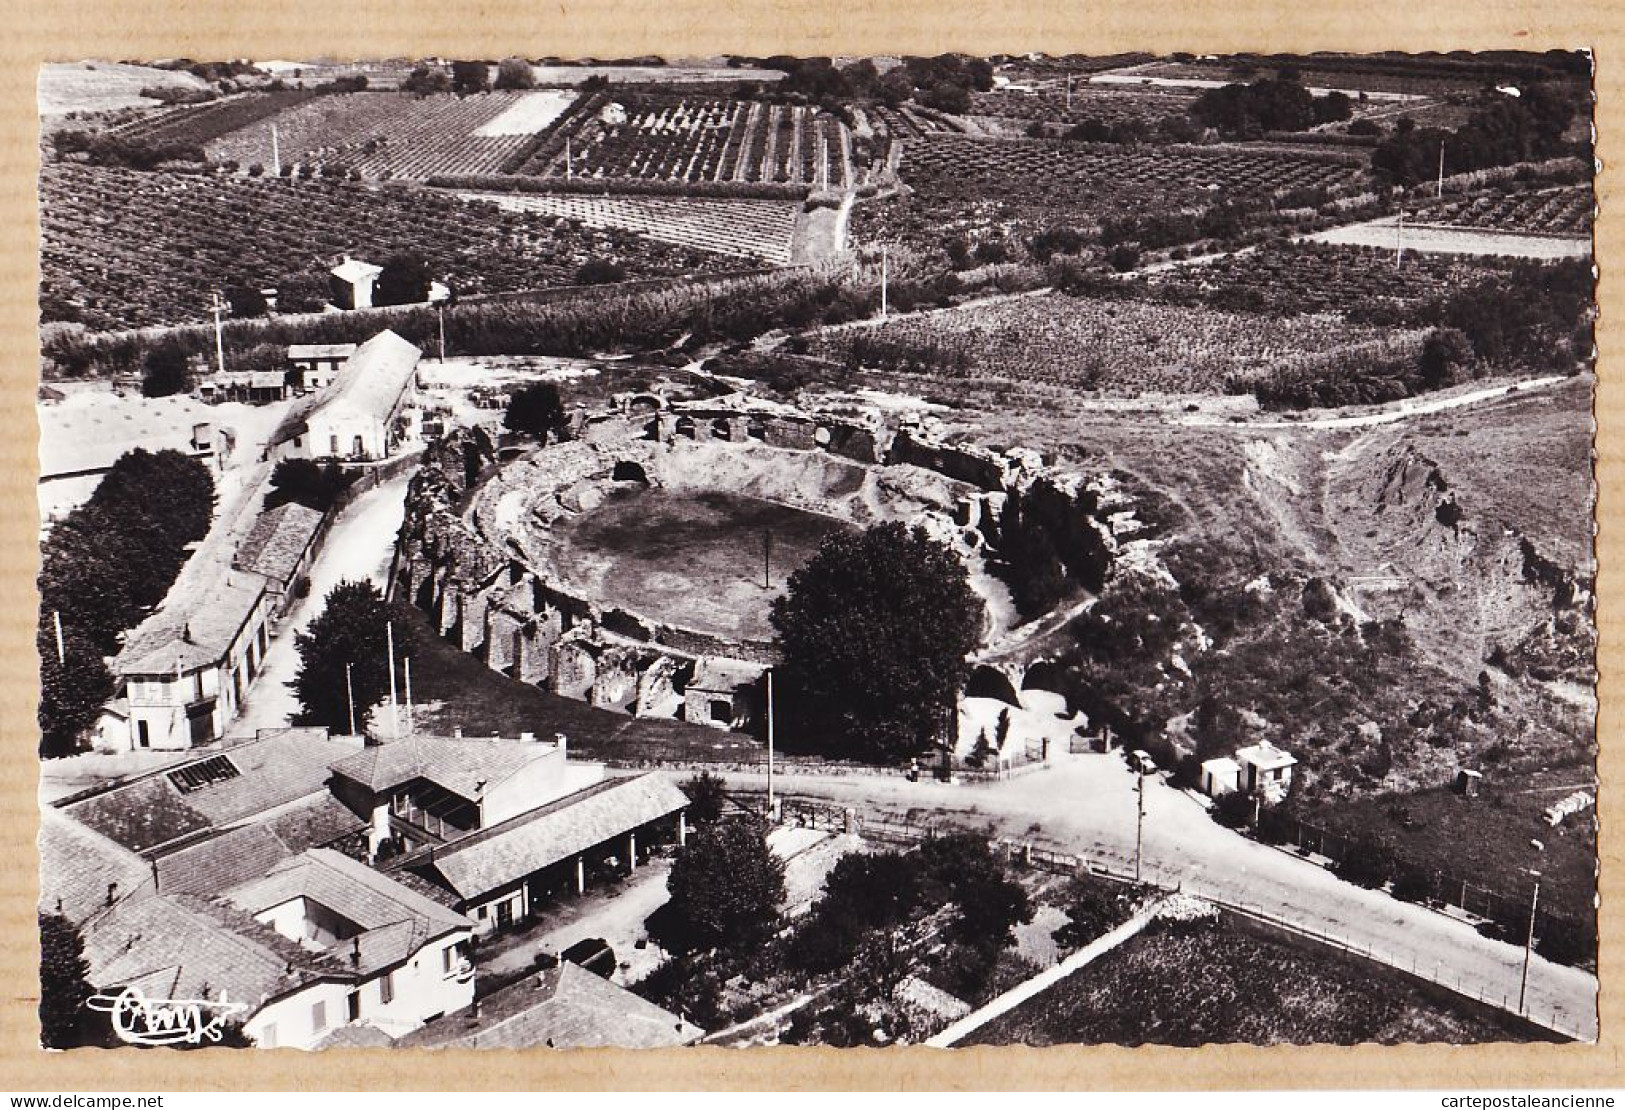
(1183, 375), (1570, 431)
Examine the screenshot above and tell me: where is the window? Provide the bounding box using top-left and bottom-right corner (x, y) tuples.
(311, 1000), (327, 1032)
(260, 1023), (277, 1049)
(330, 435), (339, 456)
(379, 972), (394, 1005)
(346, 991), (361, 1021)
(193, 671), (206, 701)
(136, 720), (150, 749)
(710, 699), (732, 723)
(353, 435), (365, 458)
(443, 947), (455, 974)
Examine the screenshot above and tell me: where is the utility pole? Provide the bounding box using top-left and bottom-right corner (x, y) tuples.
(271, 122), (281, 178)
(1395, 205), (1405, 268)
(1134, 767), (1146, 882)
(404, 656), (414, 738)
(210, 291), (228, 375)
(437, 303), (447, 363)
(51, 610), (65, 666)
(1437, 140), (1446, 199)
(762, 528), (773, 590)
(565, 135), (573, 181)
(345, 662), (357, 736)
(766, 669), (776, 818)
(1519, 871), (1542, 1014)
(1066, 73), (1073, 112)
(386, 621), (399, 739)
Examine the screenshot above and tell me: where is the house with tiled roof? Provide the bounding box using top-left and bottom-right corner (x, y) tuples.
(233, 502), (328, 618)
(112, 569), (272, 751)
(221, 849), (475, 1043)
(328, 732), (604, 861)
(394, 961), (702, 1050)
(270, 330), (421, 463)
(81, 892), (349, 1049)
(389, 770), (689, 934)
(287, 343), (358, 393)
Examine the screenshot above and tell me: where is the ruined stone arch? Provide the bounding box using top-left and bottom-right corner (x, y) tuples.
(966, 664), (1022, 707)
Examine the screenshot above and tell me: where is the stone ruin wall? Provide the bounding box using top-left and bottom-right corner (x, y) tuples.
(395, 400), (1130, 731)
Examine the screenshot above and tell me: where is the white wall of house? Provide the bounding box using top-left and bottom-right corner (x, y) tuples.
(121, 591), (272, 751)
(245, 980), (352, 1050)
(362, 931), (475, 1037)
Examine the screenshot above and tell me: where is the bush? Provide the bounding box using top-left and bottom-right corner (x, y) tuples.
(1211, 790), (1255, 829)
(1391, 866), (1433, 903)
(1334, 835), (1394, 890)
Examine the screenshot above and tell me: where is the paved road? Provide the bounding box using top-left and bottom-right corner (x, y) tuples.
(718, 752), (1599, 1041)
(231, 474), (413, 737)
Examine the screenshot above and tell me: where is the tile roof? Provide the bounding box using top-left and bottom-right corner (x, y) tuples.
(393, 962), (700, 1049)
(63, 729), (362, 852)
(37, 807), (155, 925)
(152, 825), (293, 897)
(415, 774), (688, 902)
(261, 794), (369, 853)
(316, 329), (421, 427)
(115, 572), (267, 675)
(233, 502), (324, 588)
(37, 395), (215, 480)
(329, 734), (557, 802)
(82, 893), (344, 1009)
(313, 1023), (395, 1049)
(225, 848), (472, 941)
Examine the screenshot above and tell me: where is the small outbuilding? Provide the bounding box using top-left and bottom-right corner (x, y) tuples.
(330, 256), (384, 310)
(1199, 756), (1241, 798)
(1234, 740), (1297, 802)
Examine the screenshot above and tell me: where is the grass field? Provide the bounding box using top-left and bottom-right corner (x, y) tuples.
(965, 914), (1548, 1046)
(550, 488), (853, 640)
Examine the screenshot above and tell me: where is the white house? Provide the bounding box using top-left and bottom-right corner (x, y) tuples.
(1234, 740), (1297, 802)
(272, 330), (422, 462)
(113, 572), (273, 751)
(1199, 755), (1242, 797)
(287, 343), (358, 392)
(329, 257), (383, 310)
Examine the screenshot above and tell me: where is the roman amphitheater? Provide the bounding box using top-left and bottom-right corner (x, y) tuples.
(395, 387), (1141, 736)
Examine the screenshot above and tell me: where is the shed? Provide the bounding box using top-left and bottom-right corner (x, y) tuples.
(1199, 756), (1241, 798)
(330, 256), (384, 310)
(1234, 740), (1297, 801)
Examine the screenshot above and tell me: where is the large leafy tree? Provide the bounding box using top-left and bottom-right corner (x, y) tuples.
(661, 814), (785, 953)
(141, 339), (193, 397)
(293, 580), (400, 734)
(40, 913), (98, 1048)
(771, 522), (983, 761)
(503, 382), (570, 439)
(38, 625), (114, 757)
(373, 253), (434, 308)
(265, 458), (354, 513)
(494, 58), (534, 90)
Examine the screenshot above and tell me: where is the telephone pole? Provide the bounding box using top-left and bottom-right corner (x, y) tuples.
(271, 122), (281, 178)
(1134, 766), (1146, 882)
(880, 246), (889, 320)
(210, 291), (228, 375)
(762, 528), (773, 590)
(345, 663), (357, 737)
(51, 610), (65, 666)
(766, 669), (776, 817)
(1519, 871), (1542, 1014)
(1437, 140), (1446, 199)
(386, 622), (400, 739)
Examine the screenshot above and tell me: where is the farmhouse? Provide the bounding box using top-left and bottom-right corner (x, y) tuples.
(272, 329), (422, 462)
(112, 572), (273, 751)
(287, 343), (359, 392)
(329, 256), (383, 310)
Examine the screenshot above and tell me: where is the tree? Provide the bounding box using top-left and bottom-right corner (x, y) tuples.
(1418, 327), (1475, 390)
(402, 65), (451, 95)
(141, 339), (192, 397)
(494, 57), (535, 90)
(225, 284), (269, 318)
(265, 458), (354, 513)
(40, 913), (98, 1049)
(451, 61), (491, 95)
(679, 771), (728, 826)
(293, 580), (399, 733)
(575, 258), (627, 285)
(373, 253), (434, 307)
(503, 382), (570, 439)
(38, 624), (114, 758)
(771, 522), (984, 761)
(661, 814), (785, 952)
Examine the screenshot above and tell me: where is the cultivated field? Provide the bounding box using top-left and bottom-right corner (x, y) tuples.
(39, 165), (735, 330)
(1417, 186), (1593, 236)
(459, 191), (799, 263)
(521, 95), (854, 190)
(965, 915), (1545, 1046)
(102, 90), (319, 147)
(549, 488), (851, 641)
(39, 62), (212, 117)
(1306, 218), (1593, 259)
(810, 291), (1424, 395)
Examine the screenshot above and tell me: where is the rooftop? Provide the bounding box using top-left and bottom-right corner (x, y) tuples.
(407, 773), (688, 902)
(329, 733), (560, 803)
(63, 728), (363, 853)
(152, 824), (294, 897)
(331, 257), (383, 283)
(37, 806), (154, 926)
(393, 961), (701, 1049)
(313, 329), (422, 429)
(115, 571), (267, 675)
(689, 656), (766, 693)
(38, 395), (216, 480)
(1235, 740), (1297, 770)
(224, 849), (472, 976)
(233, 502), (324, 588)
(288, 343), (359, 361)
(82, 892), (343, 1006)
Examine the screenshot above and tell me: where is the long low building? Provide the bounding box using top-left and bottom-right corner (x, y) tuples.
(270, 329), (421, 463)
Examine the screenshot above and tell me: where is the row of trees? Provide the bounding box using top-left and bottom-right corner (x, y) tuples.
(38, 449), (216, 755)
(1372, 84), (1583, 185)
